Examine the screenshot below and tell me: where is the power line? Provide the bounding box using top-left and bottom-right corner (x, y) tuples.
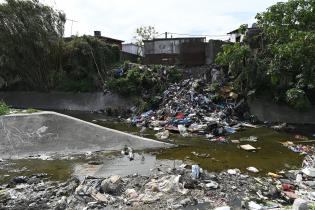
(67, 18), (78, 36)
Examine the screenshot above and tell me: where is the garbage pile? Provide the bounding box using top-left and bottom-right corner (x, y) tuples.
(0, 162), (298, 209)
(2, 155), (315, 209)
(129, 76), (251, 140)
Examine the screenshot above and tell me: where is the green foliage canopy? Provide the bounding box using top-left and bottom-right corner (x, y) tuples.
(0, 0), (66, 90)
(216, 0), (315, 110)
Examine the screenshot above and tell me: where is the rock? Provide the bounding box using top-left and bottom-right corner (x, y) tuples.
(11, 176), (29, 184)
(292, 198), (309, 210)
(180, 197), (192, 206)
(125, 189), (138, 199)
(55, 196), (67, 210)
(0, 190), (10, 202)
(100, 176), (123, 196)
(27, 177), (41, 185)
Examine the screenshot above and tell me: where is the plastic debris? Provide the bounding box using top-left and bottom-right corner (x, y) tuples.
(128, 76), (250, 140)
(248, 201), (263, 210)
(192, 164), (201, 179)
(247, 167), (259, 173)
(240, 144), (257, 151)
(227, 169), (240, 175)
(155, 130), (170, 140)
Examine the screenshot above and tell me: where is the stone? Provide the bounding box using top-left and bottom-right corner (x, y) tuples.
(100, 176), (123, 196)
(292, 198), (309, 210)
(125, 189), (138, 199)
(11, 176), (29, 184)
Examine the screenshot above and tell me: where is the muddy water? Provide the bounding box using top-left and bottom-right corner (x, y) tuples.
(0, 111), (313, 184)
(66, 111), (311, 174)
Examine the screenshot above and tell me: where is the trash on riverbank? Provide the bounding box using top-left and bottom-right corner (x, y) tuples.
(128, 72), (252, 140)
(240, 144), (257, 151)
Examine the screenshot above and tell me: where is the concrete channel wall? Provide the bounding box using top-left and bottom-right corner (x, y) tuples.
(248, 99), (315, 124)
(0, 91), (133, 111)
(0, 112), (173, 159)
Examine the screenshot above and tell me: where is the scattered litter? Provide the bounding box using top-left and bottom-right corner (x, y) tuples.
(247, 167), (259, 173)
(240, 136), (258, 142)
(192, 164), (201, 179)
(155, 130), (170, 140)
(206, 181), (219, 189)
(227, 169), (240, 175)
(240, 144), (257, 151)
(248, 201), (263, 210)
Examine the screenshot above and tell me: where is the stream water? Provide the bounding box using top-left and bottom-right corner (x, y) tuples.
(0, 111), (314, 184)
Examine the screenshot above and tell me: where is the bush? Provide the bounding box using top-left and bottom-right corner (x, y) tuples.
(0, 101), (10, 115)
(106, 64), (182, 97)
(286, 88), (311, 111)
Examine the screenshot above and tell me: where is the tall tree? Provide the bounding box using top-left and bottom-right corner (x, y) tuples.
(0, 0), (66, 90)
(216, 0), (315, 110)
(134, 26), (158, 56)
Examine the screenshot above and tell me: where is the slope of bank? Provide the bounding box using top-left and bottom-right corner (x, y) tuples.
(0, 111), (173, 159)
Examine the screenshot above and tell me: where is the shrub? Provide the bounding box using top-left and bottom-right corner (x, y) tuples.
(286, 88), (311, 111)
(0, 101), (10, 115)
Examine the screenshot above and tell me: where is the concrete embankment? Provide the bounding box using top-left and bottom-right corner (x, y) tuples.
(0, 91), (132, 111)
(0, 112), (173, 158)
(248, 98), (315, 124)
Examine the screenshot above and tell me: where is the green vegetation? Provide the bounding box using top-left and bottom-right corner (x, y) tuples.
(58, 36), (120, 92)
(0, 0), (120, 92)
(106, 63), (182, 111)
(0, 101), (10, 116)
(25, 108), (39, 114)
(106, 63), (182, 97)
(216, 0), (315, 110)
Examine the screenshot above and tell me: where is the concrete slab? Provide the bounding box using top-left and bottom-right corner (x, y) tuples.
(0, 112), (173, 159)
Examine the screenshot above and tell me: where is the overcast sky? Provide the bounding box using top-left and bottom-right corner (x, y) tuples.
(39, 0), (284, 42)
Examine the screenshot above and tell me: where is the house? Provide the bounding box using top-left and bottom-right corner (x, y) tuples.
(64, 31), (124, 50)
(93, 31), (124, 50)
(122, 43), (143, 56)
(143, 37), (225, 66)
(228, 24), (262, 43)
(227, 28), (245, 43)
(143, 37), (206, 65)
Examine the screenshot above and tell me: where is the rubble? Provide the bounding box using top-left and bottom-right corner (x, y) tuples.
(129, 76), (250, 140)
(2, 155), (315, 209)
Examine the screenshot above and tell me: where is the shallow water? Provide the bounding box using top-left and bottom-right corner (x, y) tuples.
(65, 111), (311, 175)
(0, 111), (313, 184)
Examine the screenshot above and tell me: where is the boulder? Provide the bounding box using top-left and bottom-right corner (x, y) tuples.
(292, 198), (309, 210)
(100, 176), (123, 196)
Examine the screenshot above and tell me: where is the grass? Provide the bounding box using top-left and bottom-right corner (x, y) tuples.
(0, 101), (10, 116)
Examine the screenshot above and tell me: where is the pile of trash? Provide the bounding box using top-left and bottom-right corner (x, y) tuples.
(3, 155), (315, 209)
(129, 75), (253, 140)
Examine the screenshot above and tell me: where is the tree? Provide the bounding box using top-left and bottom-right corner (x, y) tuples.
(133, 26), (158, 56)
(0, 0), (66, 90)
(216, 0), (315, 110)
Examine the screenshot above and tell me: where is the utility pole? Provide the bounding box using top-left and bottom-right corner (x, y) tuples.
(67, 18), (78, 36)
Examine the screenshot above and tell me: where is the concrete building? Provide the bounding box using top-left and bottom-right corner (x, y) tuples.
(143, 37), (206, 65)
(227, 29), (245, 43)
(143, 37), (225, 66)
(122, 43), (143, 56)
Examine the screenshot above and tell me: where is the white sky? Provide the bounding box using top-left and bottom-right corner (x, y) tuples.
(8, 0), (286, 42)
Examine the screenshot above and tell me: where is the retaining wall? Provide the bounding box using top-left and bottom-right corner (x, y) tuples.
(0, 91), (132, 111)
